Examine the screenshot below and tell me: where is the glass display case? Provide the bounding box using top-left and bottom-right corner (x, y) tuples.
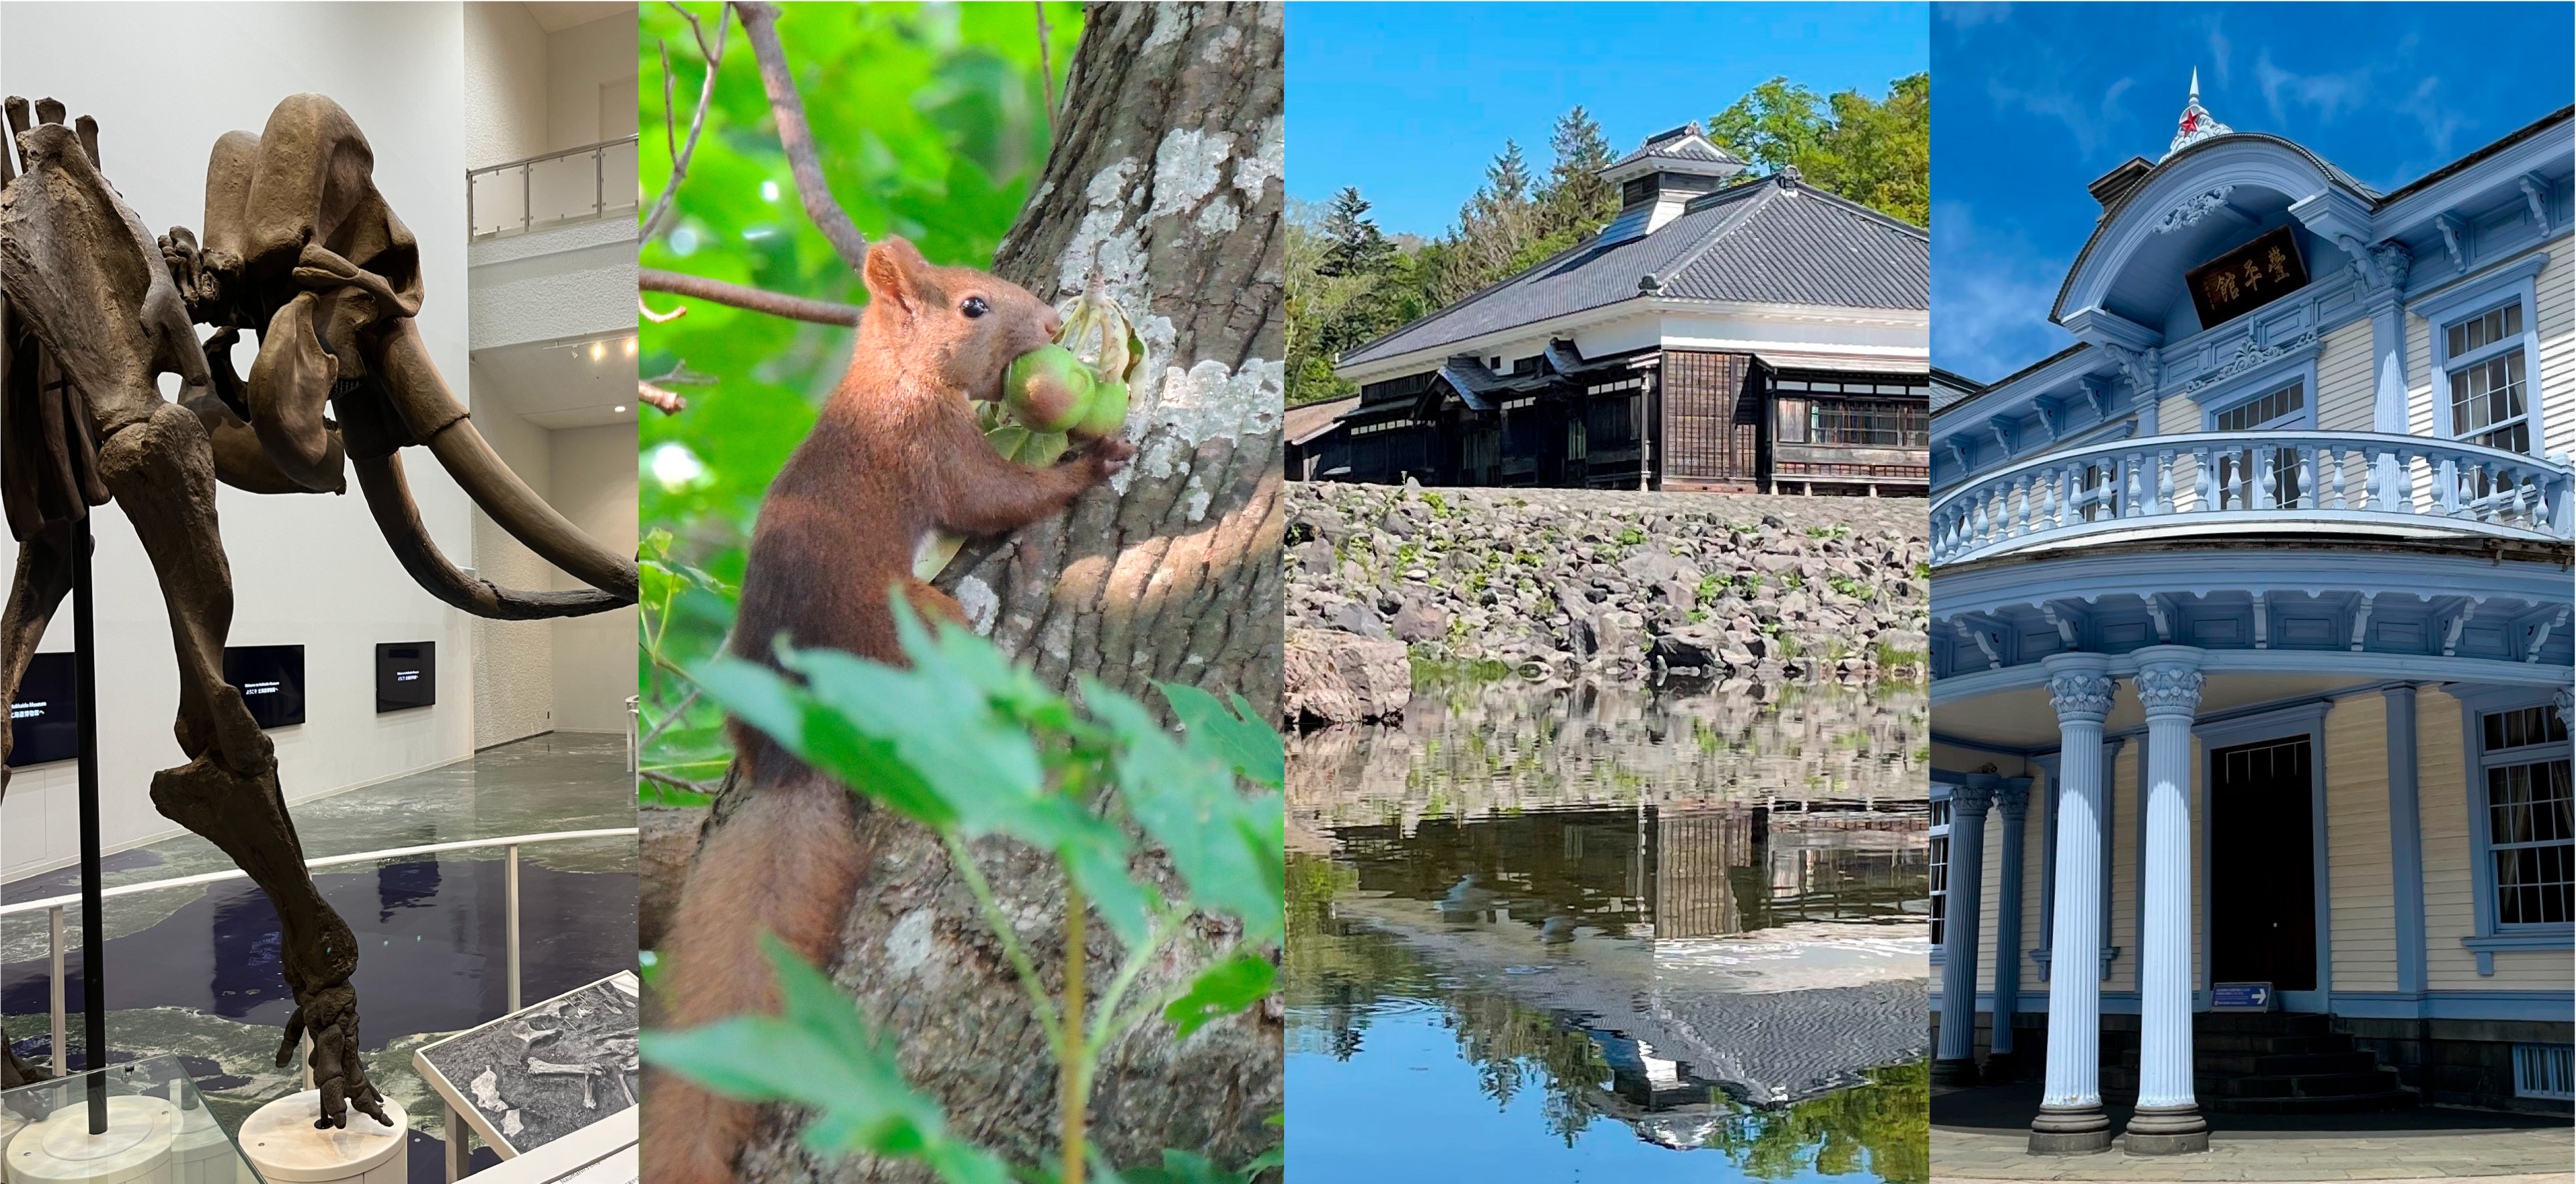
(0, 1057), (261, 1184)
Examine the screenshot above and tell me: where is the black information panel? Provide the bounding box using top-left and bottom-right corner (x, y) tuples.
(5, 652), (78, 767)
(224, 644), (307, 729)
(376, 642), (436, 712)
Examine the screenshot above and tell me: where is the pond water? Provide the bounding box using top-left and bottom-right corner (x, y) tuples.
(1287, 679), (1931, 1182)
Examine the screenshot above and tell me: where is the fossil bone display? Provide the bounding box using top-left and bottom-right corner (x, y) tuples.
(0, 94), (638, 1127)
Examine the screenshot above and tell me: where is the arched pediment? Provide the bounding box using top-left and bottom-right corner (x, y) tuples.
(2052, 135), (2380, 340)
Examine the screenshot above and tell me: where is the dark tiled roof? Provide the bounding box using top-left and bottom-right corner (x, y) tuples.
(1340, 177), (1928, 368)
(1606, 128), (1743, 171)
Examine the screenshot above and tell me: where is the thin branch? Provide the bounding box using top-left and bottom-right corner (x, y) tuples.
(640, 687), (700, 749)
(638, 768), (719, 794)
(732, 0), (872, 272)
(639, 295), (686, 323)
(638, 381), (687, 415)
(641, 267), (862, 325)
(1034, 2), (1057, 136)
(641, 1), (730, 245)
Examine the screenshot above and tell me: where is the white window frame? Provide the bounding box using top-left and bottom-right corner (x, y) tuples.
(1929, 780), (1954, 960)
(2456, 687), (2574, 976)
(2418, 251), (2550, 459)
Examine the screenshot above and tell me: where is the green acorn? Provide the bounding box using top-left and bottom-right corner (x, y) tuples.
(1072, 380), (1129, 441)
(1004, 344), (1094, 434)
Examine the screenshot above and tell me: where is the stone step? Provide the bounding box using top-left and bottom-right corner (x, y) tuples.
(2205, 1068), (2403, 1099)
(2191, 1011), (2332, 1035)
(2208, 1088), (2420, 1115)
(2104, 1035), (2356, 1063)
(2111, 1040), (2365, 1070)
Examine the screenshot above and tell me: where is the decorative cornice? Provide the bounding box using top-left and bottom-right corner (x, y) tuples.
(2183, 329), (2317, 394)
(2369, 240), (2413, 292)
(2519, 173), (2550, 235)
(2153, 186), (2237, 234)
(1995, 776), (2034, 816)
(2048, 669), (2118, 724)
(1954, 774), (1999, 813)
(2134, 665), (2207, 717)
(2099, 341), (2160, 396)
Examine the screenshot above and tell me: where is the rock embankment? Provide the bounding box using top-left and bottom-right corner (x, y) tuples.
(1285, 482), (1929, 723)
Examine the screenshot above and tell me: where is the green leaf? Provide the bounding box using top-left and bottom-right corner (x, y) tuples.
(1161, 952), (1277, 1038)
(643, 935), (1010, 1183)
(1086, 681), (1285, 947)
(1157, 683), (1285, 790)
(688, 655), (959, 829)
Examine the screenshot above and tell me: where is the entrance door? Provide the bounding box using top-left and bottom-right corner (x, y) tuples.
(2209, 736), (2319, 1006)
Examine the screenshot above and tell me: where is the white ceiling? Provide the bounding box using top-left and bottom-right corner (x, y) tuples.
(1942, 672), (2362, 750)
(524, 1), (633, 34)
(473, 331), (639, 430)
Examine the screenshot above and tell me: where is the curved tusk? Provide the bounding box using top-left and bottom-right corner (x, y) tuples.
(369, 318), (638, 602)
(352, 454), (628, 620)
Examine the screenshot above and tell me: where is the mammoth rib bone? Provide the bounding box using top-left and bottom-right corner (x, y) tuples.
(369, 319), (638, 603)
(352, 453), (627, 620)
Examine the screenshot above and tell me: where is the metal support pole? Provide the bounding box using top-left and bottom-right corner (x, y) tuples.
(506, 845), (522, 1013)
(445, 1102), (470, 1181)
(73, 513), (106, 1133)
(594, 145), (606, 218)
(467, 170), (476, 239)
(522, 163), (532, 235)
(48, 905), (65, 1074)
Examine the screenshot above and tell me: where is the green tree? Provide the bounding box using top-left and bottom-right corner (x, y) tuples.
(1318, 185), (1393, 278)
(1710, 74), (1929, 227)
(1539, 104), (1619, 240)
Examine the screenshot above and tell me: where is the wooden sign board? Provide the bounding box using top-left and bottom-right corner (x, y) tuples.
(2185, 225), (2308, 330)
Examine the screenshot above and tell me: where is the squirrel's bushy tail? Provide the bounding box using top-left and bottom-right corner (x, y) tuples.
(643, 771), (867, 1184)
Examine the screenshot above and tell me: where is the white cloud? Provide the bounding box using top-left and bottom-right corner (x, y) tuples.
(2253, 48), (2371, 129)
(1932, 200), (2077, 383)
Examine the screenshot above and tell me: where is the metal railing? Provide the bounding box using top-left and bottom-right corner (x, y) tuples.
(0, 828), (639, 1076)
(1930, 430), (2576, 566)
(467, 136), (640, 241)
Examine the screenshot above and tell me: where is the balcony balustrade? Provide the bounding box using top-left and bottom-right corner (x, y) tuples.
(1931, 431), (2574, 566)
(467, 135), (640, 241)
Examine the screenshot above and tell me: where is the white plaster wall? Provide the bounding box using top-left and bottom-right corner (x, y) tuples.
(546, 11), (637, 147)
(468, 218), (643, 348)
(463, 1), (549, 168)
(547, 423), (637, 732)
(468, 358), (558, 749)
(0, 1), (476, 882)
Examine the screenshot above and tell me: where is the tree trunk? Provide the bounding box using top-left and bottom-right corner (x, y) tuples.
(738, 5), (1285, 1179)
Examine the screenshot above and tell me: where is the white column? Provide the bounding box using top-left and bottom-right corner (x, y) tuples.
(1989, 776), (2033, 1077)
(1935, 775), (1997, 1084)
(2031, 654), (2115, 1154)
(2126, 647), (2209, 1154)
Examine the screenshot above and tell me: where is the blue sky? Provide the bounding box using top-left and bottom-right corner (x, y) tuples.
(1287, 2), (1929, 237)
(1934, 1), (2576, 382)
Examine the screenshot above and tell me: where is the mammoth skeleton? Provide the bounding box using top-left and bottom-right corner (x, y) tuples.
(0, 94), (637, 1126)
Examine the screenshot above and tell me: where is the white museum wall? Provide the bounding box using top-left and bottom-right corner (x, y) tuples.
(462, 1), (551, 168)
(0, 1), (477, 882)
(549, 11), (639, 146)
(468, 359), (559, 749)
(549, 424), (639, 733)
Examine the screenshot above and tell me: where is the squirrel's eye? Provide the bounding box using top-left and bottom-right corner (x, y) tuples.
(960, 296), (990, 319)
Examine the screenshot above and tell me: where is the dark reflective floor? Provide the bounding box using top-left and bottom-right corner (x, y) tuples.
(0, 732), (635, 1138)
(1288, 682), (1930, 1182)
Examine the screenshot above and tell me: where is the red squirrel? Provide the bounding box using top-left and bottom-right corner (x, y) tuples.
(645, 237), (1131, 1183)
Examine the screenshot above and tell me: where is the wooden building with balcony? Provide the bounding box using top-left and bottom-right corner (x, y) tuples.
(1304, 126), (1931, 495)
(1927, 80), (2573, 1146)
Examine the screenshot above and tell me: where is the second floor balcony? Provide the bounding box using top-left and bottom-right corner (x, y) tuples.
(468, 136), (640, 241)
(1930, 431), (2574, 567)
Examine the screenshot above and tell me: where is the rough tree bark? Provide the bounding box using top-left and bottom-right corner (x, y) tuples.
(729, 4), (1285, 1180)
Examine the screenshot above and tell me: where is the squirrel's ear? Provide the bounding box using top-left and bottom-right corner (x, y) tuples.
(863, 237), (928, 313)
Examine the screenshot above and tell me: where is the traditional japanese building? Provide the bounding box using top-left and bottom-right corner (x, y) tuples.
(1301, 126), (1931, 495)
(1929, 77), (2575, 1151)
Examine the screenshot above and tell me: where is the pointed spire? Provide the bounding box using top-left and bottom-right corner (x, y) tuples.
(2165, 67), (2232, 160)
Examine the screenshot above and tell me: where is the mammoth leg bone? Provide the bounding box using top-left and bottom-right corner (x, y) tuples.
(95, 404), (388, 1130)
(0, 523), (73, 1089)
(352, 452), (628, 619)
(368, 317), (637, 603)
